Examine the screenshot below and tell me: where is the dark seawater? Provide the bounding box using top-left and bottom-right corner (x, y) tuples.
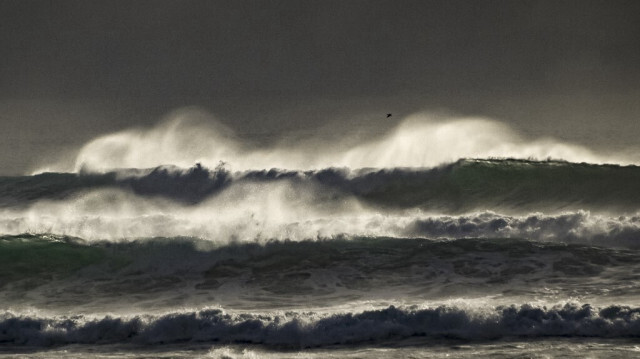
(2, 159), (640, 357)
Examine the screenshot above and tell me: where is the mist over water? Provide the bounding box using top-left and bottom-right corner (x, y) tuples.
(2, 183), (640, 248)
(33, 108), (636, 174)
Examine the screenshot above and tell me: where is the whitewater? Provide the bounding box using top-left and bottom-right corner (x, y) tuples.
(2, 110), (640, 358)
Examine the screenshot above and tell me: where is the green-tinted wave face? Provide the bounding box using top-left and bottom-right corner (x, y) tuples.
(2, 235), (640, 312)
(357, 159), (640, 213)
(2, 159), (640, 213)
(0, 235), (105, 285)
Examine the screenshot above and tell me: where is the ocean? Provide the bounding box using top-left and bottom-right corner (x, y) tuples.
(1, 116), (640, 358)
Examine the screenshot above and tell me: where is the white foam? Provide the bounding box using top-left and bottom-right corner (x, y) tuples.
(2, 303), (640, 347)
(32, 108), (634, 174)
(1, 177), (640, 248)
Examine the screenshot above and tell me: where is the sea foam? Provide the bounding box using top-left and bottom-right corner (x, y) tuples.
(2, 304), (640, 347)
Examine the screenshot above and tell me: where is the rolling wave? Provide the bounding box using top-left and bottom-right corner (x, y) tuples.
(35, 110), (632, 174)
(2, 204), (640, 247)
(5, 159), (640, 213)
(2, 235), (639, 311)
(2, 235), (638, 280)
(3, 303), (640, 347)
(3, 159), (640, 246)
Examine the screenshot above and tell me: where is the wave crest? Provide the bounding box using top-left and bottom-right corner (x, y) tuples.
(34, 109), (632, 174)
(3, 303), (640, 347)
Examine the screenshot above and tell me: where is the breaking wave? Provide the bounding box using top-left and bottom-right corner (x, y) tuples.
(33, 109), (634, 174)
(9, 159), (640, 213)
(2, 198), (640, 247)
(2, 304), (640, 347)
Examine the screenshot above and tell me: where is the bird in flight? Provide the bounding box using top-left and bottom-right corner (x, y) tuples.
(386, 113), (392, 118)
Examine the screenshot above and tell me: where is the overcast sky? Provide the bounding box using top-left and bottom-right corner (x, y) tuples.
(1, 0), (640, 174)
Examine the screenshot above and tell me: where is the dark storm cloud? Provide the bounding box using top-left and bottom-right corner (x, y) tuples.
(2, 0), (639, 100)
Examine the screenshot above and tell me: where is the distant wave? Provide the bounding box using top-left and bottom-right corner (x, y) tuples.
(33, 109), (634, 174)
(2, 303), (640, 347)
(6, 159), (640, 213)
